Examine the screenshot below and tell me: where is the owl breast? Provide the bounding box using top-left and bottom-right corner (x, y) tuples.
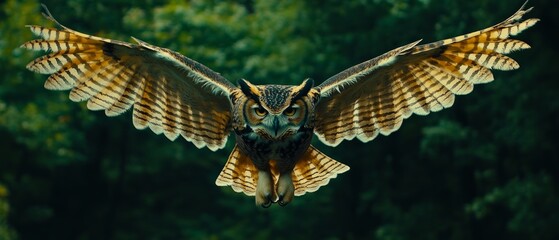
(235, 127), (313, 174)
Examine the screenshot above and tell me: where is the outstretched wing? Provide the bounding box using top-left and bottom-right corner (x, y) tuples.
(313, 3), (538, 147)
(22, 6), (237, 151)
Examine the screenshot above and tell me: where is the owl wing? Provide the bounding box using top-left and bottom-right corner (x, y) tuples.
(22, 6), (236, 151)
(313, 4), (538, 147)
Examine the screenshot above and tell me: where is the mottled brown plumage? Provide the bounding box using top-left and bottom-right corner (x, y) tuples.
(314, 4), (538, 146)
(22, 3), (537, 207)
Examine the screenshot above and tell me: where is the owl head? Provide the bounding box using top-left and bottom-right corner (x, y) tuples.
(236, 79), (319, 140)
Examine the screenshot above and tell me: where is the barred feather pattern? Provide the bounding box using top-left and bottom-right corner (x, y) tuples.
(215, 145), (259, 196)
(314, 4), (538, 147)
(22, 14), (237, 151)
(291, 146), (349, 196)
(215, 145), (349, 196)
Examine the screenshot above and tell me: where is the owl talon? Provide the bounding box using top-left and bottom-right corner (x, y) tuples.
(277, 195), (289, 207)
(255, 171), (277, 207)
(261, 200), (272, 208)
(276, 173), (295, 206)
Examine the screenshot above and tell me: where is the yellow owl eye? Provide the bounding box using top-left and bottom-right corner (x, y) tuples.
(283, 106), (297, 116)
(254, 106), (267, 117)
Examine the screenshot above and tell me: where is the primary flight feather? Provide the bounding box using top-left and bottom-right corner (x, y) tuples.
(22, 3), (538, 207)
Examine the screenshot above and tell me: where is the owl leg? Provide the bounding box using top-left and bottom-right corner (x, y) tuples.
(255, 170), (277, 208)
(276, 172), (295, 206)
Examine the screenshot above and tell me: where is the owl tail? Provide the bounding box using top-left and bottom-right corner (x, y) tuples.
(215, 145), (350, 197)
(215, 145), (259, 196)
(291, 145), (350, 196)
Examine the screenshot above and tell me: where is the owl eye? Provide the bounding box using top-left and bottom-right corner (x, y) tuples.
(254, 106), (267, 117)
(283, 106), (297, 116)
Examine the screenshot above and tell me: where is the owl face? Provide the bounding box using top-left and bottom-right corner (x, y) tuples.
(238, 79), (316, 140)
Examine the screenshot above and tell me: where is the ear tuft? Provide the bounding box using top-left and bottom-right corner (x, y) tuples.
(238, 79), (260, 99)
(292, 78), (314, 100)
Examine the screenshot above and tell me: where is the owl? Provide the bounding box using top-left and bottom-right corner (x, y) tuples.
(22, 4), (538, 207)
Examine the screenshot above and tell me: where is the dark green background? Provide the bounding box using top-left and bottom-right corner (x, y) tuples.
(1, 0), (558, 239)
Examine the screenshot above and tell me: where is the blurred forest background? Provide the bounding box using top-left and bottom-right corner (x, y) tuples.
(1, 0), (558, 239)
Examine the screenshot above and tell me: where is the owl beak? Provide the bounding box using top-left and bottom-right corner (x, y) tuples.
(272, 116), (280, 137)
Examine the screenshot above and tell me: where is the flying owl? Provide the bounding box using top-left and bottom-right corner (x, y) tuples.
(22, 4), (538, 207)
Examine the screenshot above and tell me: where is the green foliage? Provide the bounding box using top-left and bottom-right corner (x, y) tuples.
(0, 184), (17, 240)
(1, 0), (558, 239)
(467, 174), (559, 239)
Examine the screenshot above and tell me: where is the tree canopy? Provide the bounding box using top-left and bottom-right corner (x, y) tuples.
(1, 0), (558, 239)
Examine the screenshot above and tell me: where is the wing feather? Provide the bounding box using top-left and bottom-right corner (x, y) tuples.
(22, 6), (235, 151)
(314, 3), (538, 147)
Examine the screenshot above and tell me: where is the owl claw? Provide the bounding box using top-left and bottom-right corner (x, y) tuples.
(261, 199), (272, 208)
(276, 173), (295, 206)
(277, 195), (289, 207)
(255, 171), (277, 208)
